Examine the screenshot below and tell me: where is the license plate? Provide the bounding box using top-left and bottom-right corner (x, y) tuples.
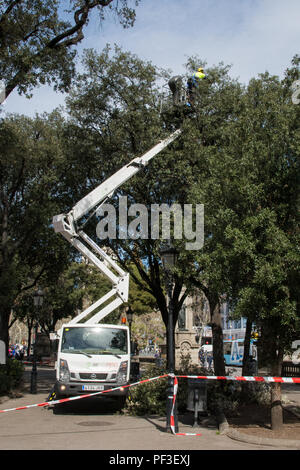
(82, 384), (104, 391)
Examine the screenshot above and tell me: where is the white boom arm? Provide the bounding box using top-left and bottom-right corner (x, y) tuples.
(53, 129), (182, 324)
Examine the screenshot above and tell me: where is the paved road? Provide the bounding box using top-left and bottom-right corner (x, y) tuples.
(0, 366), (297, 452)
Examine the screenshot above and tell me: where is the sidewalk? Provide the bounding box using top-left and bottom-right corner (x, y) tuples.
(0, 365), (299, 450)
(0, 389), (280, 451)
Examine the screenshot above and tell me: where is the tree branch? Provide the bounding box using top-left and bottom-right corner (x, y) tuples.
(46, 0), (114, 49)
(0, 0), (22, 23)
(3, 0), (116, 100)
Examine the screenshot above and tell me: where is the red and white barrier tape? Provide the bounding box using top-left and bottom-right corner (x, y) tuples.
(0, 374), (168, 414)
(1, 372), (299, 438)
(169, 374), (300, 436)
(170, 376), (202, 436)
(176, 375), (300, 383)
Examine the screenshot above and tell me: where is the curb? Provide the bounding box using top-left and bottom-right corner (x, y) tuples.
(226, 428), (300, 449)
(217, 410), (300, 449)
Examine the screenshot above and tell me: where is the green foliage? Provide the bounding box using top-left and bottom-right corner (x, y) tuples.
(0, 112), (71, 344)
(0, 359), (24, 396)
(126, 364), (167, 416)
(125, 359), (271, 417)
(180, 55), (300, 371)
(126, 357), (208, 416)
(207, 379), (271, 416)
(0, 0), (140, 100)
(132, 312), (165, 350)
(65, 47), (300, 376)
(127, 264), (157, 316)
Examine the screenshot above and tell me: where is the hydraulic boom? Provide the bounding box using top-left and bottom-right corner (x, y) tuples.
(53, 129), (182, 324)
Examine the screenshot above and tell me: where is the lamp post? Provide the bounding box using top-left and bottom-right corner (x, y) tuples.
(30, 288), (44, 394)
(126, 306), (134, 353)
(126, 307), (133, 339)
(160, 242), (178, 433)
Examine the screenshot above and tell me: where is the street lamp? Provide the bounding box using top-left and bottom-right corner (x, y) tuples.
(31, 288), (44, 394)
(160, 242), (178, 433)
(127, 307), (133, 337)
(126, 306), (134, 352)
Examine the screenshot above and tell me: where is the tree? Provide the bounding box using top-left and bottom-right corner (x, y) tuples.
(56, 44), (300, 415)
(0, 112), (72, 349)
(182, 57), (299, 427)
(224, 65), (300, 429)
(0, 0), (139, 101)
(64, 45), (191, 368)
(175, 59), (246, 375)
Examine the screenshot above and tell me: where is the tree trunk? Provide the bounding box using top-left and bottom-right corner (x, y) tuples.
(271, 382), (283, 431)
(210, 300), (226, 376)
(242, 318), (252, 376)
(0, 306), (10, 356)
(270, 348), (284, 431)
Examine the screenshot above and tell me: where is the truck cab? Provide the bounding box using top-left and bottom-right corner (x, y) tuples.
(55, 324), (130, 404)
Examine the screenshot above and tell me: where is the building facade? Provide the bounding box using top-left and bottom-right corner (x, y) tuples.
(174, 290), (210, 367)
(221, 301), (247, 340)
(174, 294), (247, 367)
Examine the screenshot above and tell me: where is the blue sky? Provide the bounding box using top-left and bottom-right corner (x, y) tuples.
(3, 0), (300, 116)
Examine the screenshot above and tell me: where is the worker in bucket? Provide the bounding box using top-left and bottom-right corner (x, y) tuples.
(186, 67), (206, 106)
(168, 67), (206, 108)
(168, 75), (186, 106)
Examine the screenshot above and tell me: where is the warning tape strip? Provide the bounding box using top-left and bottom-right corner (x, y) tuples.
(170, 376), (202, 436)
(0, 374), (168, 414)
(176, 375), (300, 383)
(169, 375), (300, 436)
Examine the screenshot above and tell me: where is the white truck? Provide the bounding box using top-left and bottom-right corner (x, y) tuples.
(52, 129), (182, 404)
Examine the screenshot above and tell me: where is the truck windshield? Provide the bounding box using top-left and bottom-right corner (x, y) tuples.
(61, 327), (128, 355)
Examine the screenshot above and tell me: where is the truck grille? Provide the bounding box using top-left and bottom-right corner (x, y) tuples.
(79, 373), (107, 380)
(70, 372), (117, 381)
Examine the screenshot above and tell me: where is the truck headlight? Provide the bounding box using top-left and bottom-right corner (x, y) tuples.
(59, 359), (70, 383)
(116, 361), (128, 384)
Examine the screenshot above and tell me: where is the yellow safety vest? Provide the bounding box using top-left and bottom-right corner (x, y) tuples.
(193, 71), (206, 81)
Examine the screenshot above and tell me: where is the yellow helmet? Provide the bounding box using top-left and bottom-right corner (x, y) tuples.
(198, 67), (204, 73)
